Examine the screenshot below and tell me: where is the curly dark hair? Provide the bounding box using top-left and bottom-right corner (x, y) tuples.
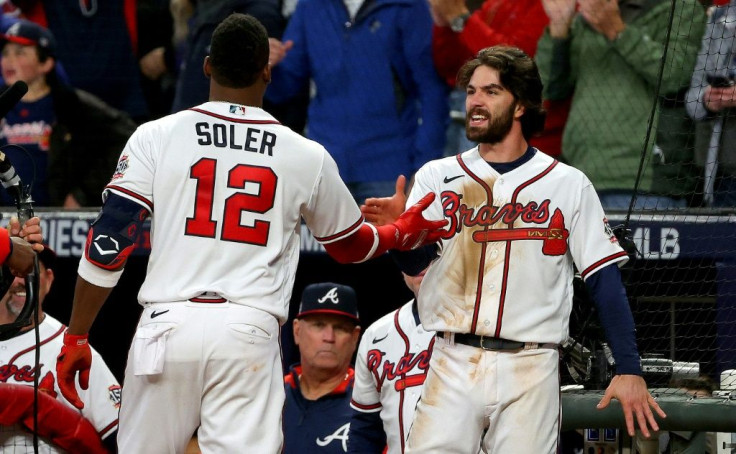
(457, 46), (546, 140)
(209, 13), (269, 88)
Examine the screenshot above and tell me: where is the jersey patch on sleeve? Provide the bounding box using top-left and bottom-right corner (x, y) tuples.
(111, 154), (130, 182)
(603, 218), (619, 244)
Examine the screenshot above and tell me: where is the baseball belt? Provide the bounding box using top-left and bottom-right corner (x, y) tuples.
(441, 332), (557, 351)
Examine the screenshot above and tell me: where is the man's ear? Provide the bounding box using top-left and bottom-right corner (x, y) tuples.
(203, 56), (211, 79)
(262, 63), (271, 85)
(292, 319), (301, 345)
(40, 57), (55, 76)
(514, 102), (526, 119)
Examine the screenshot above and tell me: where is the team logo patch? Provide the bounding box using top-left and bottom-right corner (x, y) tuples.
(229, 105), (246, 116)
(603, 217), (618, 243)
(316, 422), (350, 452)
(111, 154), (129, 181)
(109, 384), (122, 408)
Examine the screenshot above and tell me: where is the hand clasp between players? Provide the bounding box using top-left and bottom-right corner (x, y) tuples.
(392, 192), (447, 250)
(597, 374), (667, 438)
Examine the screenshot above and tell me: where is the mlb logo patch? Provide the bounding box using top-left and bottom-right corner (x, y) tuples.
(230, 105), (246, 115)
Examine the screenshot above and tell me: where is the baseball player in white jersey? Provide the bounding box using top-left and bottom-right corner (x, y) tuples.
(362, 46), (666, 453)
(53, 14), (446, 454)
(0, 246), (120, 453)
(349, 270), (435, 454)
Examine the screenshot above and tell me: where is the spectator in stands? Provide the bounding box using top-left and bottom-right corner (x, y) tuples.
(169, 0), (283, 114)
(536, 0), (706, 210)
(0, 20), (136, 207)
(634, 375), (717, 454)
(349, 268), (433, 454)
(283, 283), (361, 453)
(662, 375), (717, 453)
(12, 0), (149, 121)
(686, 0), (736, 207)
(0, 245), (121, 453)
(267, 0), (448, 203)
(429, 0), (570, 158)
(137, 0), (177, 120)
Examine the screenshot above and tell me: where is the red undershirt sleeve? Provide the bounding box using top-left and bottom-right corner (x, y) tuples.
(322, 223), (398, 264)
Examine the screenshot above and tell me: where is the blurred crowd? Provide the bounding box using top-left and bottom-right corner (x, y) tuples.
(0, 0), (733, 210)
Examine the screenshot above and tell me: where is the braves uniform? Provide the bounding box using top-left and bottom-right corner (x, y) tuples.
(91, 101), (364, 453)
(283, 366), (355, 453)
(0, 315), (120, 452)
(349, 300), (435, 454)
(404, 147), (628, 453)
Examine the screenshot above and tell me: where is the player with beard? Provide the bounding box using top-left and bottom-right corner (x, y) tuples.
(361, 45), (663, 453)
(0, 246), (121, 453)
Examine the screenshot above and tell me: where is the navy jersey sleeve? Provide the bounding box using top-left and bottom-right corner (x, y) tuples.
(348, 409), (386, 453)
(585, 264), (642, 375)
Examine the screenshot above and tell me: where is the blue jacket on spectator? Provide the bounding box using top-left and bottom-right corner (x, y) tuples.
(267, 0), (448, 185)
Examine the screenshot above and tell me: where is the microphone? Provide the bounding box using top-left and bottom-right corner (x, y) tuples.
(0, 80), (28, 121)
(0, 150), (33, 223)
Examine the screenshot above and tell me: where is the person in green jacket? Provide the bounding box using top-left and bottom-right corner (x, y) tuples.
(536, 0), (705, 210)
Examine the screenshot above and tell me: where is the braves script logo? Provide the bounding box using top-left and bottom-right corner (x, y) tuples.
(0, 363), (43, 383)
(316, 422), (350, 452)
(440, 192), (569, 255)
(366, 349), (431, 391)
(317, 287), (340, 304)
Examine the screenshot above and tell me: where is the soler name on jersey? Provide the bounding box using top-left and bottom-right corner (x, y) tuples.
(195, 122), (276, 156)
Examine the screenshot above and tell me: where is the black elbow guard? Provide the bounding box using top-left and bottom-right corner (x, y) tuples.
(85, 193), (150, 270)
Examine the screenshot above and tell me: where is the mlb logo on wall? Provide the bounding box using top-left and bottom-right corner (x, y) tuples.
(230, 105), (246, 115)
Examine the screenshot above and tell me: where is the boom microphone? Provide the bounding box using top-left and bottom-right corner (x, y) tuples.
(0, 80), (28, 120)
(0, 81), (29, 206)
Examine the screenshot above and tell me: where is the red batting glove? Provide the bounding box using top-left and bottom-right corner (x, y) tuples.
(56, 332), (91, 410)
(38, 371), (58, 398)
(391, 193), (448, 250)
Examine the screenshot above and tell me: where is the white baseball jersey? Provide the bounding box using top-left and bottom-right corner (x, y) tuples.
(0, 315), (121, 452)
(101, 101), (362, 322)
(407, 148), (627, 343)
(350, 301), (435, 454)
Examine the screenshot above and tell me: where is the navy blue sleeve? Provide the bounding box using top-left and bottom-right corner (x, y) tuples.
(348, 409), (386, 454)
(585, 264), (643, 375)
(389, 245), (439, 276)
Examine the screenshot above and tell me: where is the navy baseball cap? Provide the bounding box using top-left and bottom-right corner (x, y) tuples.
(296, 283), (359, 323)
(1, 20), (56, 57)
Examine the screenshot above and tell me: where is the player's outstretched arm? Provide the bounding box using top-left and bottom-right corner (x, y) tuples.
(325, 192), (447, 263)
(361, 175), (407, 226)
(57, 276), (114, 409)
(596, 374), (666, 438)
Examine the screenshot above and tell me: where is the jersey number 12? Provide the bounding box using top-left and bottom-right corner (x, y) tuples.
(185, 158), (277, 246)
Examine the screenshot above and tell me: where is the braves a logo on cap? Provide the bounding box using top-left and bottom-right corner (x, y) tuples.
(229, 105), (246, 116)
(317, 287), (340, 304)
(5, 22), (21, 37)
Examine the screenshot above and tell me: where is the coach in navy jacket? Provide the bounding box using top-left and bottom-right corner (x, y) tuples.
(282, 283), (362, 453)
(267, 0), (449, 201)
